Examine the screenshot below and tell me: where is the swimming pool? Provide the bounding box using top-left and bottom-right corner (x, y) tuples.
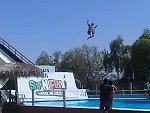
(24, 99), (150, 111)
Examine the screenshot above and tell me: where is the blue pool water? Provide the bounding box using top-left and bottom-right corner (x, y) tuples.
(25, 99), (150, 111)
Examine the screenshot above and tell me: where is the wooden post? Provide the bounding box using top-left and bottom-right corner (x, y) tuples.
(123, 89), (125, 98)
(15, 77), (18, 104)
(32, 89), (34, 106)
(9, 90), (11, 102)
(63, 76), (67, 107)
(62, 88), (66, 107)
(130, 82), (133, 94)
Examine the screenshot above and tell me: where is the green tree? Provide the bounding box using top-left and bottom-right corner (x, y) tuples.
(118, 45), (132, 89)
(82, 45), (103, 89)
(50, 51), (63, 71)
(121, 45), (131, 70)
(131, 28), (150, 85)
(61, 44), (103, 89)
(109, 35), (124, 79)
(35, 51), (51, 65)
(61, 47), (87, 84)
(102, 49), (113, 72)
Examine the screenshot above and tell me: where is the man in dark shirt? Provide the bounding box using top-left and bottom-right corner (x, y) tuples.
(100, 79), (113, 113)
(100, 79), (108, 109)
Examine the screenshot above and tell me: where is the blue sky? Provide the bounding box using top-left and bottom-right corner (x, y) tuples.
(0, 0), (150, 62)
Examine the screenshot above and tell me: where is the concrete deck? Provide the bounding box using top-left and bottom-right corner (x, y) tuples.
(0, 107), (1, 113)
(2, 104), (150, 113)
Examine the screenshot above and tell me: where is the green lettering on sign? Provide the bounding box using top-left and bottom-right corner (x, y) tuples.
(29, 80), (42, 90)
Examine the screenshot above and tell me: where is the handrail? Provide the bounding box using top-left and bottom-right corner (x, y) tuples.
(87, 90), (147, 98)
(117, 90), (145, 92)
(87, 89), (145, 92)
(0, 37), (34, 65)
(87, 89), (146, 95)
(18, 94), (26, 104)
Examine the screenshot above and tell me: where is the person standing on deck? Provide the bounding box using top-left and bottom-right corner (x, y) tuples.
(100, 79), (113, 113)
(108, 80), (117, 109)
(144, 81), (150, 99)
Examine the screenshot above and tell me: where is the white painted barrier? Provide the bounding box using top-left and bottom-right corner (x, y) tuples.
(17, 72), (88, 102)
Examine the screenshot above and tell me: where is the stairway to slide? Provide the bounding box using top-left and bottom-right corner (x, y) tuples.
(0, 37), (34, 65)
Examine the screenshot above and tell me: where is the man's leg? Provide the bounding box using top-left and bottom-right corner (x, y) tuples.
(104, 101), (111, 113)
(87, 32), (91, 40)
(87, 32), (94, 40)
(100, 100), (105, 113)
(87, 31), (91, 40)
(92, 31), (95, 37)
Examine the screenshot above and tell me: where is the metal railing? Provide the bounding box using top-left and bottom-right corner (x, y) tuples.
(87, 89), (145, 93)
(18, 94), (26, 104)
(0, 37), (34, 64)
(87, 89), (147, 98)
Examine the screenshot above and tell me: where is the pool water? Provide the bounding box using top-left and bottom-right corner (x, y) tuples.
(25, 99), (150, 111)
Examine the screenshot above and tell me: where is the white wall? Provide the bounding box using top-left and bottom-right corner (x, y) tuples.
(18, 72), (88, 101)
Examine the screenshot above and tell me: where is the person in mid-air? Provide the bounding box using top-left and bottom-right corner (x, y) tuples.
(87, 20), (97, 40)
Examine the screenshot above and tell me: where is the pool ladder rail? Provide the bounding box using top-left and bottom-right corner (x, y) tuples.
(18, 94), (26, 104)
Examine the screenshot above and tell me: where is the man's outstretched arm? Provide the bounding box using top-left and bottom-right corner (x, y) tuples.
(94, 25), (98, 28)
(87, 20), (90, 25)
